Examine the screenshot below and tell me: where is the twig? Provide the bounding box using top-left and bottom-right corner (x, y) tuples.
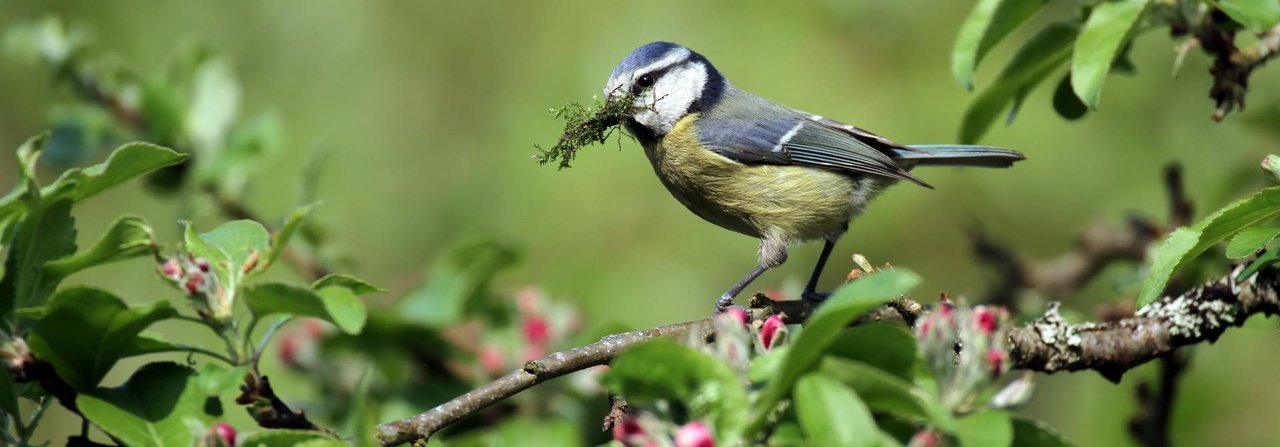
(375, 263), (1280, 445)
(236, 374), (338, 437)
(1007, 264), (1280, 382)
(1128, 351), (1188, 447)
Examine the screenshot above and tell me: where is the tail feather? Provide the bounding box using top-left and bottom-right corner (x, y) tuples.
(892, 145), (1025, 168)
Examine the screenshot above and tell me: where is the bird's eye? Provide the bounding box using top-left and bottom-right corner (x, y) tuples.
(636, 74), (655, 89)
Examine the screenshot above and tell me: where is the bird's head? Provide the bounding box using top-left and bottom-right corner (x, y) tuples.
(604, 42), (725, 140)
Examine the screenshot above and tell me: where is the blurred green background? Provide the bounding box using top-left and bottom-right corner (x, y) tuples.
(1, 1), (1279, 445)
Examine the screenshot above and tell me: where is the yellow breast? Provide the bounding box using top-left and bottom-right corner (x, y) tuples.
(643, 114), (862, 243)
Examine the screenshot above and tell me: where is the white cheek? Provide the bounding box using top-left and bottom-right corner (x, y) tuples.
(633, 65), (706, 135)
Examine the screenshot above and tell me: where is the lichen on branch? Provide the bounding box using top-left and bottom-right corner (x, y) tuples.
(533, 89), (641, 169)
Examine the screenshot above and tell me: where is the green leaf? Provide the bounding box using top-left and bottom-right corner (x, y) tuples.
(243, 282), (367, 334)
(198, 364), (249, 396)
(77, 362), (218, 447)
(0, 198), (76, 318)
(184, 57), (241, 152)
(1052, 74), (1088, 120)
(826, 324), (917, 379)
(398, 237), (519, 327)
(952, 0), (1051, 89)
(600, 338), (747, 441)
(1070, 0), (1148, 109)
(794, 374), (876, 447)
(26, 288), (176, 390)
(954, 410), (1013, 447)
(1225, 226), (1280, 258)
(121, 332), (181, 357)
(42, 142), (188, 202)
(0, 368), (19, 420)
(184, 221), (231, 277)
(199, 220), (270, 275)
(1139, 187), (1280, 306)
(237, 430), (337, 447)
(265, 204), (314, 272)
(1216, 0), (1280, 32)
(44, 215), (155, 280)
(1011, 416), (1074, 446)
(1239, 248), (1280, 279)
(819, 357), (953, 430)
(313, 274), (386, 295)
(746, 269), (920, 436)
(961, 23), (1077, 143)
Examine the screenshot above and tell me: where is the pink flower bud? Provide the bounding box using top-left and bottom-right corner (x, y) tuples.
(973, 306), (997, 335)
(612, 416), (644, 444)
(522, 315), (550, 346)
(759, 315), (785, 350)
(277, 333), (299, 369)
(184, 273), (204, 295)
(196, 258), (211, 272)
(985, 348), (1007, 377)
(478, 345), (505, 375)
(915, 315), (933, 340)
(721, 307), (748, 326)
(160, 258), (182, 280)
(210, 422), (236, 447)
(907, 429), (939, 447)
(674, 421), (715, 447)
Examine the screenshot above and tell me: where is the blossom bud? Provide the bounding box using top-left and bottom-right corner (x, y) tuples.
(759, 315), (786, 350)
(1262, 154), (1280, 183)
(907, 429), (939, 447)
(195, 257), (211, 272)
(674, 421), (715, 447)
(612, 416), (645, 444)
(208, 422), (236, 447)
(184, 273), (204, 295)
(478, 345), (505, 375)
(522, 315), (550, 346)
(985, 348), (1007, 378)
(160, 258), (182, 280)
(720, 307), (748, 326)
(973, 306), (997, 335)
(990, 373), (1036, 409)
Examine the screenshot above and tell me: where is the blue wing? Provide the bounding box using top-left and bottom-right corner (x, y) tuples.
(695, 117), (930, 187)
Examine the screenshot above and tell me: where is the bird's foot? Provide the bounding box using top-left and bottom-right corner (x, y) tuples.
(801, 290), (831, 302)
(713, 294), (735, 315)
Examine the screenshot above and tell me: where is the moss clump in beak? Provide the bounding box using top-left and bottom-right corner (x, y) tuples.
(534, 89), (642, 170)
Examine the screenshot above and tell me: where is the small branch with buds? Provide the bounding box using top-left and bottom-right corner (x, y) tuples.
(374, 262), (1280, 445)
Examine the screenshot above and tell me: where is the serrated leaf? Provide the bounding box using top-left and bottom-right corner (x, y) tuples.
(0, 198), (76, 321)
(819, 357), (954, 430)
(794, 374), (876, 447)
(1070, 0), (1148, 109)
(952, 0), (1052, 89)
(1011, 416), (1074, 446)
(199, 220), (270, 275)
(313, 274), (385, 295)
(244, 282), (366, 334)
(42, 142), (187, 202)
(1139, 187), (1280, 306)
(746, 269), (920, 436)
(1225, 226), (1280, 258)
(237, 430), (337, 447)
(198, 364), (249, 396)
(44, 215), (155, 279)
(398, 237), (519, 327)
(955, 410), (1013, 447)
(77, 363), (218, 447)
(1217, 0), (1280, 32)
(600, 338), (747, 441)
(961, 23), (1077, 143)
(26, 288), (176, 390)
(266, 204), (314, 272)
(121, 332), (181, 358)
(826, 324), (918, 379)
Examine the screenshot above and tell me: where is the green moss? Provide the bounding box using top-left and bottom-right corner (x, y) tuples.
(534, 89), (641, 169)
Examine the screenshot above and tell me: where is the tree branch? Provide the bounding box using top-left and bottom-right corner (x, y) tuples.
(375, 262), (1280, 445)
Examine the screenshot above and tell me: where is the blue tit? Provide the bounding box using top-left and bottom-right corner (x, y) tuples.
(603, 42), (1024, 312)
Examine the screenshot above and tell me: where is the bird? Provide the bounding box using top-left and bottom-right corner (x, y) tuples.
(602, 42), (1024, 313)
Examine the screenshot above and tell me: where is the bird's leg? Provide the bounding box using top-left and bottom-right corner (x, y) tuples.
(802, 238), (838, 302)
(716, 264), (769, 313)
